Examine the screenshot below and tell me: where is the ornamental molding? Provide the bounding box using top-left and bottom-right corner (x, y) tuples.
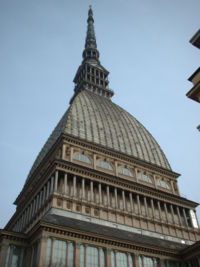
(62, 133), (180, 179)
(38, 221), (181, 258)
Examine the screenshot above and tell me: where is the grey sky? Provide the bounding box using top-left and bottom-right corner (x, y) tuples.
(0, 0), (200, 228)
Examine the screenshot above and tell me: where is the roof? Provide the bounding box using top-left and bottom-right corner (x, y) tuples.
(26, 90), (171, 183)
(190, 29), (200, 49)
(42, 213), (187, 252)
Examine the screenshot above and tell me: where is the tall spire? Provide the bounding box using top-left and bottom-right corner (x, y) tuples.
(82, 5), (100, 63)
(72, 6), (114, 102)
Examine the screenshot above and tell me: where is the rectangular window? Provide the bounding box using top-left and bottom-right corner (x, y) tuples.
(139, 256), (158, 267)
(45, 238), (74, 267)
(31, 243), (38, 267)
(111, 250), (133, 267)
(5, 245), (22, 267)
(53, 240), (66, 266)
(80, 245), (104, 267)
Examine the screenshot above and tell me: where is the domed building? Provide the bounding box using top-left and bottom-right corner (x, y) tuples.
(0, 6), (200, 267)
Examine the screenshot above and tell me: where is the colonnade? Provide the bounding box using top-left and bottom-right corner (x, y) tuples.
(55, 172), (195, 230)
(13, 170), (198, 233)
(13, 176), (55, 232)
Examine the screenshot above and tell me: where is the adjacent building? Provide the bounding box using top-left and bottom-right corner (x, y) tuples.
(186, 29), (200, 131)
(0, 7), (200, 267)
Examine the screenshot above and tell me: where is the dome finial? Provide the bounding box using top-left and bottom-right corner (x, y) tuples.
(82, 6), (99, 62)
(72, 7), (114, 100)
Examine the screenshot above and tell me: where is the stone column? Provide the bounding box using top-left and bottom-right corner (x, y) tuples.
(29, 203), (33, 221)
(137, 195), (141, 215)
(144, 197), (148, 216)
(50, 238), (55, 264)
(90, 181), (94, 202)
(193, 210), (199, 228)
(73, 175), (77, 197)
(170, 181), (175, 194)
(93, 154), (97, 169)
(176, 206), (182, 226)
(183, 208), (189, 227)
(105, 248), (111, 267)
(133, 253), (140, 267)
(85, 245), (87, 267)
(0, 241), (9, 267)
(99, 183), (102, 204)
(61, 143), (66, 160)
(37, 236), (48, 267)
(153, 174), (158, 189)
(31, 201), (34, 217)
(25, 208), (29, 225)
(164, 203), (169, 223)
(43, 186), (47, 204)
(151, 199), (155, 218)
(157, 201), (162, 221)
(107, 185), (110, 207)
(129, 192), (134, 213)
(122, 190), (126, 210)
(64, 173), (68, 195)
(115, 161), (118, 176)
(170, 204), (175, 224)
(38, 190), (42, 209)
(70, 147), (74, 162)
(33, 197), (37, 216)
(127, 253), (131, 267)
(33, 198), (37, 215)
(36, 194), (40, 213)
(54, 171), (58, 192)
(135, 168), (138, 182)
(46, 180), (50, 198)
(23, 212), (26, 228)
(82, 178), (85, 199)
(115, 188), (118, 209)
(74, 243), (80, 267)
(50, 176), (54, 194)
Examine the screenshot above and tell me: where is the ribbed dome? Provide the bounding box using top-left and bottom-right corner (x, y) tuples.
(26, 90), (171, 183)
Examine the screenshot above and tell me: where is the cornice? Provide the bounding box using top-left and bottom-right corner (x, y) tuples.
(180, 240), (200, 259)
(0, 230), (27, 244)
(37, 220), (182, 258)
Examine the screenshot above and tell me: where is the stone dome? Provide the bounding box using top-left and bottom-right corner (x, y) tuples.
(25, 7), (171, 184)
(26, 90), (171, 183)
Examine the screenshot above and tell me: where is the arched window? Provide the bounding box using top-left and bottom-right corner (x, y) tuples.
(74, 153), (92, 164)
(138, 172), (152, 184)
(157, 179), (170, 189)
(97, 160), (113, 171)
(119, 166), (133, 177)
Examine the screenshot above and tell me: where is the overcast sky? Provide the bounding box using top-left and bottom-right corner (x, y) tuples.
(0, 0), (200, 228)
